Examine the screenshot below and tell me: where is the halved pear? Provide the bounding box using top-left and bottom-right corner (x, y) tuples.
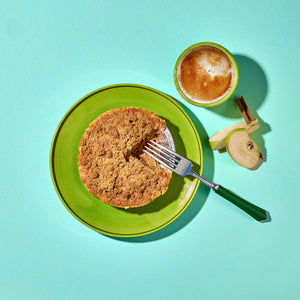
(209, 119), (260, 150)
(226, 128), (264, 170)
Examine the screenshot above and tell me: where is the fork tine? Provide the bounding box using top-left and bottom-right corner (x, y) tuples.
(146, 142), (180, 164)
(144, 146), (177, 167)
(148, 140), (183, 159)
(144, 149), (175, 171)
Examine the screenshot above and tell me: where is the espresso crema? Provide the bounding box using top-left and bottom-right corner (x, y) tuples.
(177, 46), (235, 102)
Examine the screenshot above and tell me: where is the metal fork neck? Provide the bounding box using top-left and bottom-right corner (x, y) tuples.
(191, 171), (218, 191)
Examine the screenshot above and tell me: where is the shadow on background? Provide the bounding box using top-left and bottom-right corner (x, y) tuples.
(209, 54), (271, 160)
(110, 97), (214, 243)
(209, 54), (268, 118)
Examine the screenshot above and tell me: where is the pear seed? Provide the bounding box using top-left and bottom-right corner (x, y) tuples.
(247, 141), (254, 150)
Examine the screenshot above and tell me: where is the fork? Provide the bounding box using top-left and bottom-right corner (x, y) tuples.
(144, 140), (271, 222)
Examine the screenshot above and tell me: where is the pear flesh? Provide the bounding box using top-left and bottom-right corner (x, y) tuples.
(226, 128), (264, 170)
(209, 119), (259, 150)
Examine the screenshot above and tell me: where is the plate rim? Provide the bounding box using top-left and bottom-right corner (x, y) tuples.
(50, 83), (203, 238)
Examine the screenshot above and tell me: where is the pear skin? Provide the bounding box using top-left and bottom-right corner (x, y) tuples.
(225, 128), (264, 170)
(209, 119), (259, 150)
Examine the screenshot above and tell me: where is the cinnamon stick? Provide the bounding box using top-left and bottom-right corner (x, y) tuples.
(240, 96), (255, 122)
(235, 96), (255, 124)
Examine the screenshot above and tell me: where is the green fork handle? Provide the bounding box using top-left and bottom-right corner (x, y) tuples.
(215, 185), (271, 222)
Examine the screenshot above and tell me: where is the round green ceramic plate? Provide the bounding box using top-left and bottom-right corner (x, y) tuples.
(50, 84), (203, 237)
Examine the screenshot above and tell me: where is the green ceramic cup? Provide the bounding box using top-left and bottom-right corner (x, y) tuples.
(173, 42), (239, 107)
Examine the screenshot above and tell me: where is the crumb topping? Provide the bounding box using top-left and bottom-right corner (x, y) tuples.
(78, 107), (172, 208)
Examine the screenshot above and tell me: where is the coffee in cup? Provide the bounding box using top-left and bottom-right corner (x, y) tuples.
(174, 42), (239, 107)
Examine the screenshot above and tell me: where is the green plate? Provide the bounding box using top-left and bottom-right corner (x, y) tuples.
(50, 84), (203, 237)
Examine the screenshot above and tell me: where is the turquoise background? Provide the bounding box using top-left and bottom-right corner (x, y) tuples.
(1, 0), (299, 299)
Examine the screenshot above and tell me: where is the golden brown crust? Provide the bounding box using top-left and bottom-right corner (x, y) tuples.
(78, 107), (172, 208)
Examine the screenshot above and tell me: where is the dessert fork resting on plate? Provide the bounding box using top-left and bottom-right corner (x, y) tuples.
(144, 140), (271, 222)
